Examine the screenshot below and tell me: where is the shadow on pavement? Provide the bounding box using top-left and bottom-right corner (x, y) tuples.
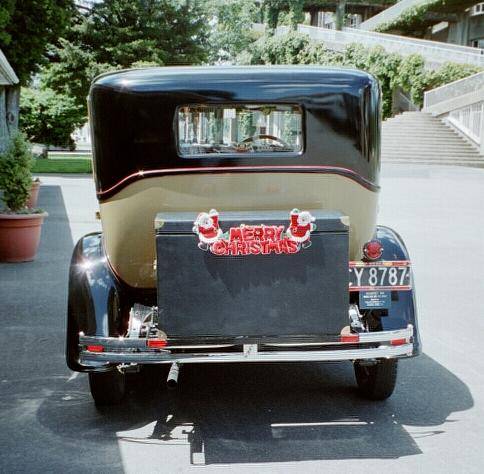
(0, 184), (475, 471)
(35, 353), (473, 467)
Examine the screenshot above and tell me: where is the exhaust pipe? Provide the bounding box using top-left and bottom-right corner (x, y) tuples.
(167, 362), (180, 389)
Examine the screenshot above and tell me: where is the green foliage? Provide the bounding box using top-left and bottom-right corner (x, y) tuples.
(0, 0), (74, 84)
(0, 132), (33, 212)
(244, 31), (311, 65)
(395, 54), (428, 105)
(240, 31), (482, 118)
(425, 62), (481, 91)
(19, 87), (85, 148)
(264, 0), (305, 31)
(208, 0), (261, 62)
(40, 40), (119, 118)
(43, 0), (209, 114)
(375, 0), (477, 35)
(0, 0), (15, 45)
(344, 44), (402, 118)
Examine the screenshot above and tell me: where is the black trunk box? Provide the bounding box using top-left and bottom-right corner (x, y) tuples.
(155, 210), (349, 339)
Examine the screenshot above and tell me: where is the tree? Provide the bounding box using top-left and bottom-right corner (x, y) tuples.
(264, 0), (305, 31)
(0, 0), (74, 84)
(43, 0), (210, 114)
(208, 0), (261, 63)
(19, 87), (85, 151)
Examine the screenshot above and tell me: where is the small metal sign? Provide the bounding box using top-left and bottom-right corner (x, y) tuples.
(359, 290), (391, 309)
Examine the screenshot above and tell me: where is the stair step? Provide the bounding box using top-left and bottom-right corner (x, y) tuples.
(383, 127), (460, 132)
(383, 159), (484, 168)
(382, 148), (484, 159)
(382, 140), (474, 145)
(380, 112), (482, 165)
(382, 145), (478, 150)
(383, 126), (459, 131)
(381, 143), (478, 153)
(382, 135), (467, 141)
(382, 144), (478, 150)
(382, 155), (484, 164)
(383, 152), (481, 157)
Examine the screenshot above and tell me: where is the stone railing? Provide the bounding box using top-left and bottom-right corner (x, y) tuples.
(272, 24), (484, 69)
(424, 71), (484, 153)
(359, 0), (428, 31)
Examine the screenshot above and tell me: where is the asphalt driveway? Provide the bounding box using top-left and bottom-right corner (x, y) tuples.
(0, 166), (483, 473)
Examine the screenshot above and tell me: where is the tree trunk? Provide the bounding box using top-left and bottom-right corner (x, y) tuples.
(335, 1), (347, 31)
(309, 9), (318, 27)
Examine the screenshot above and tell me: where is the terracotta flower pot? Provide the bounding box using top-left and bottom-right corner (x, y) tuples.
(0, 212), (48, 262)
(26, 180), (41, 209)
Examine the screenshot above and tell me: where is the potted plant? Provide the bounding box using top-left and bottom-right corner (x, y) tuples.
(27, 177), (41, 208)
(0, 132), (48, 262)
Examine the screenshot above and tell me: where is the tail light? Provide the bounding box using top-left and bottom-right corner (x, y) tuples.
(363, 240), (383, 260)
(86, 345), (104, 352)
(340, 333), (360, 343)
(147, 339), (168, 349)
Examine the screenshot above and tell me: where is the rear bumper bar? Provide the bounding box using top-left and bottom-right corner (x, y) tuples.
(79, 325), (414, 365)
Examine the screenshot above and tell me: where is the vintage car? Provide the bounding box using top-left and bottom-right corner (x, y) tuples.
(66, 66), (420, 405)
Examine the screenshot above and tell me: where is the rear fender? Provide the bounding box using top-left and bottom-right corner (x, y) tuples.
(375, 225), (421, 355)
(66, 232), (124, 372)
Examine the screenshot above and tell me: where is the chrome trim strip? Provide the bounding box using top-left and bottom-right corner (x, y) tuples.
(80, 325), (413, 351)
(80, 336), (235, 351)
(359, 325), (413, 343)
(80, 344), (414, 364)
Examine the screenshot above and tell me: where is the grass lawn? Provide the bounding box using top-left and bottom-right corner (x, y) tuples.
(32, 155), (92, 174)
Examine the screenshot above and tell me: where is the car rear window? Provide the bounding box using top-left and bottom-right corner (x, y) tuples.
(178, 104), (303, 157)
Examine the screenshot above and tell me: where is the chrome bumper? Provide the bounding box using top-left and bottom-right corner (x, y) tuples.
(79, 325), (414, 365)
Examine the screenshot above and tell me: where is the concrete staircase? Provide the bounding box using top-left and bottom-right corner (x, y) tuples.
(382, 111), (484, 167)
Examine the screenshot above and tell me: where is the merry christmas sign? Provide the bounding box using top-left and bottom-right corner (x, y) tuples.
(192, 209), (316, 256)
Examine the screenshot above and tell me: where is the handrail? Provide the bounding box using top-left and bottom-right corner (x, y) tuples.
(293, 25), (484, 68)
(422, 72), (484, 151)
(263, 24), (484, 68)
(359, 0), (428, 31)
(423, 71), (484, 109)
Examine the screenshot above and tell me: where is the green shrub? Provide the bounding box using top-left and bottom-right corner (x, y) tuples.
(239, 32), (482, 118)
(425, 62), (481, 91)
(0, 132), (33, 212)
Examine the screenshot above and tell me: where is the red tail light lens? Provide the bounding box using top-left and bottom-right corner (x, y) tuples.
(390, 338), (407, 346)
(87, 345), (104, 352)
(340, 334), (360, 343)
(147, 339), (167, 349)
(363, 240), (383, 260)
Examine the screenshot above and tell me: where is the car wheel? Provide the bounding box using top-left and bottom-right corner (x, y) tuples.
(88, 370), (126, 405)
(354, 359), (398, 400)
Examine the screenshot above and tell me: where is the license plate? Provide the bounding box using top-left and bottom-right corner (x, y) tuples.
(349, 261), (411, 291)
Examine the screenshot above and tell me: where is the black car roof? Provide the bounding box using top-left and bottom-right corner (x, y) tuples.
(93, 65), (375, 94)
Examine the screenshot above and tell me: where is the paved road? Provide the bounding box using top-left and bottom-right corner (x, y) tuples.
(1, 165), (483, 473)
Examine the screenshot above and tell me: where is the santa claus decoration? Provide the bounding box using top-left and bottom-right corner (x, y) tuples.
(192, 209), (223, 250)
(286, 209), (316, 248)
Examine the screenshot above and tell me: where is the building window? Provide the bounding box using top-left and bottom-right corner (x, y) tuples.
(471, 3), (484, 15)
